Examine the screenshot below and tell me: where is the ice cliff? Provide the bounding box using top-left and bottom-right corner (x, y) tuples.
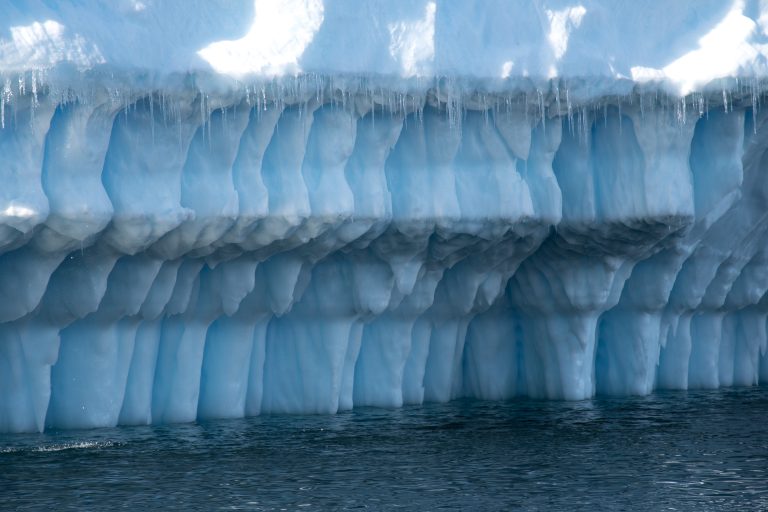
(1, 0), (768, 432)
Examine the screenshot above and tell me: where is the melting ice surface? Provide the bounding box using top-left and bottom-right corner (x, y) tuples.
(0, 1), (768, 433)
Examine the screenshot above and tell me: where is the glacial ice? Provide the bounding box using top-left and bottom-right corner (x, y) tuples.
(1, 1), (768, 432)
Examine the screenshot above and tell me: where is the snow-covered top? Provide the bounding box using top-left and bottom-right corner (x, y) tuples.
(1, 0), (768, 97)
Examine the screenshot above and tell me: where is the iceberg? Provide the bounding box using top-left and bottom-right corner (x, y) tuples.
(1, 0), (768, 432)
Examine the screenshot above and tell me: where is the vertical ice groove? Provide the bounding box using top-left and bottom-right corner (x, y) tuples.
(45, 255), (163, 429)
(43, 249), (122, 429)
(417, 109), (551, 403)
(150, 260), (204, 424)
(196, 257), (259, 419)
(0, 95), (122, 424)
(197, 314), (257, 420)
(38, 96), (119, 254)
(463, 300), (520, 401)
(0, 92), (55, 253)
(120, 260), (183, 425)
(262, 255), (359, 414)
(511, 103), (702, 399)
(223, 104), (282, 249)
(256, 103), (317, 247)
(0, 321), (60, 432)
(354, 313), (412, 408)
(594, 105), (699, 396)
(658, 108), (766, 390)
(153, 100), (252, 260)
(101, 94), (198, 255)
(119, 319), (163, 425)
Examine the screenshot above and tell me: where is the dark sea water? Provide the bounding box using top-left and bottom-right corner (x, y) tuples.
(1, 388), (767, 511)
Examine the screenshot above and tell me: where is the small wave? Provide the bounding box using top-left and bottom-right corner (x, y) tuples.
(34, 441), (115, 452)
(1, 441), (117, 454)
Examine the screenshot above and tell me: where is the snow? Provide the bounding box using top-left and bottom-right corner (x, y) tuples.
(1, 0), (768, 94)
(546, 5), (587, 62)
(632, 0), (762, 95)
(0, 1), (768, 433)
(197, 0), (325, 77)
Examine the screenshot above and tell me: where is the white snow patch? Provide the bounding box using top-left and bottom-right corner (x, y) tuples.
(501, 60), (514, 79)
(632, 0), (761, 95)
(0, 20), (105, 70)
(387, 1), (436, 77)
(1, 205), (38, 219)
(197, 0), (324, 77)
(663, 0), (758, 95)
(546, 5), (587, 60)
(630, 66), (667, 82)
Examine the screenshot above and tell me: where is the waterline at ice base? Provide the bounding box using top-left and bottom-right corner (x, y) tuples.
(1, 0), (768, 433)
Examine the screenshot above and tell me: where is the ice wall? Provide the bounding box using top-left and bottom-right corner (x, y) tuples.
(2, 1), (768, 432)
(0, 78), (766, 434)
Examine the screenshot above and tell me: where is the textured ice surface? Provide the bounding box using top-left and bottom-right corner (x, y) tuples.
(1, 1), (768, 432)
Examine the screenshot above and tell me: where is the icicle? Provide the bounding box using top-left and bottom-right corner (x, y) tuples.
(206, 94), (212, 147)
(523, 92), (528, 124)
(1, 78), (12, 129)
(579, 105), (589, 145)
(123, 94), (130, 123)
(537, 89), (546, 130)
(149, 93), (155, 144)
(752, 78), (758, 134)
(177, 113), (183, 157)
(161, 91), (168, 127)
(262, 86), (267, 111)
(31, 70), (37, 108)
(370, 88), (375, 130)
(705, 95), (709, 119)
(200, 90), (206, 144)
(722, 88), (729, 113)
(697, 93), (704, 118)
(223, 103), (229, 138)
(682, 96), (686, 124)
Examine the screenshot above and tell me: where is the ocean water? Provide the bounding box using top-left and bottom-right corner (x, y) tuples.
(1, 388), (767, 511)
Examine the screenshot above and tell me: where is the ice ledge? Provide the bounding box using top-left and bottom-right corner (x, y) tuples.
(3, 69), (768, 131)
(46, 66), (768, 108)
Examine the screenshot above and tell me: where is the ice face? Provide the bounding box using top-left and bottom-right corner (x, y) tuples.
(0, 79), (766, 434)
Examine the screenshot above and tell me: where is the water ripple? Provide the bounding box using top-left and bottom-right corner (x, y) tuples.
(1, 388), (767, 510)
